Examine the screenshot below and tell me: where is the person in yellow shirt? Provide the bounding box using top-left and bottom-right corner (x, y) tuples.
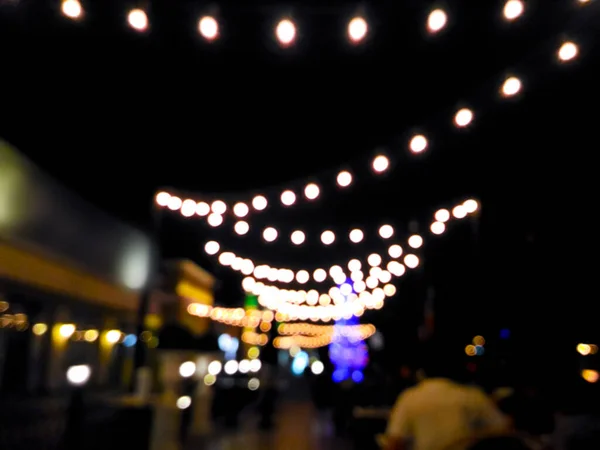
(384, 358), (510, 450)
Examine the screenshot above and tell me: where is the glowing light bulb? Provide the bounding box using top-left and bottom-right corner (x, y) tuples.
(502, 76), (522, 97)
(348, 17), (368, 43)
(427, 9), (447, 33)
(558, 41), (578, 62)
(276, 19), (296, 46)
(409, 135), (428, 153)
(454, 108), (474, 128)
(291, 230), (306, 245)
(198, 16), (219, 40)
(128, 8), (148, 31)
(337, 170), (352, 187)
(61, 0), (82, 19)
(503, 0), (524, 20)
(372, 155), (390, 173)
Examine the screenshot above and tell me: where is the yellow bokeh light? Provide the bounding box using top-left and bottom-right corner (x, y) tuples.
(582, 369), (599, 383)
(473, 335), (485, 346)
(577, 343), (591, 355)
(32, 323), (48, 336)
(84, 329), (99, 342)
(465, 345), (477, 356)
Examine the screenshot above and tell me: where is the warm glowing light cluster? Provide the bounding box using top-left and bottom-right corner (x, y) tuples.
(577, 343), (599, 356)
(278, 322), (375, 338)
(274, 324), (375, 349)
(187, 303), (274, 327)
(241, 330), (269, 346)
(207, 238), (419, 285)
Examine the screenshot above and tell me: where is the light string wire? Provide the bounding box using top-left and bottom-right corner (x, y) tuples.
(153, 2), (595, 212)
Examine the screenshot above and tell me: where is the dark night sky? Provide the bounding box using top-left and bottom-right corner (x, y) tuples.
(1, 0), (600, 370)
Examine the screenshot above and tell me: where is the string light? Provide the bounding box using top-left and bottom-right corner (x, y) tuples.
(281, 190), (296, 206)
(372, 155), (390, 173)
(454, 108), (474, 128)
(427, 9), (448, 33)
(128, 8), (148, 31)
(234, 221), (250, 235)
(321, 230), (336, 245)
(503, 0), (524, 21)
(199, 16), (219, 40)
(263, 227), (278, 242)
(378, 225), (394, 239)
(252, 195), (268, 211)
(501, 76), (522, 97)
(409, 135), (428, 154)
(61, 0), (82, 19)
(157, 28), (587, 218)
(304, 183), (320, 200)
(291, 230), (306, 245)
(348, 17), (368, 43)
(233, 202), (249, 218)
(276, 19), (296, 46)
(336, 171), (353, 188)
(558, 41), (579, 62)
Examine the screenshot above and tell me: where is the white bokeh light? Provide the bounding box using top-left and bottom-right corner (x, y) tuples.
(454, 108), (473, 127)
(408, 235), (423, 249)
(348, 259), (362, 272)
(204, 241), (220, 255)
(281, 190), (296, 206)
(207, 213), (223, 227)
(179, 361), (196, 378)
(313, 269), (327, 282)
(311, 361), (324, 375)
(177, 396), (192, 410)
(463, 199), (479, 213)
(372, 155), (390, 173)
(427, 9), (447, 33)
(368, 253), (382, 267)
(502, 76), (522, 97)
(378, 225), (394, 239)
(348, 17), (368, 43)
(263, 227), (278, 242)
(431, 221), (446, 235)
(66, 365), (91, 386)
(234, 221), (249, 235)
(296, 270), (310, 284)
(233, 202), (249, 218)
(181, 199), (196, 217)
(199, 16), (219, 40)
(211, 200), (227, 214)
(349, 229), (364, 243)
(196, 202), (210, 216)
(404, 254), (420, 269)
(452, 205), (468, 219)
(435, 209), (450, 222)
(503, 0), (524, 21)
(388, 244), (403, 258)
(128, 8), (148, 31)
(337, 171), (353, 187)
(291, 230), (306, 245)
(155, 191), (170, 206)
(304, 183), (320, 200)
(252, 195), (268, 211)
(167, 196), (182, 211)
(409, 135), (428, 153)
(276, 19), (296, 46)
(62, 0), (82, 19)
(558, 41), (578, 62)
(321, 230), (335, 245)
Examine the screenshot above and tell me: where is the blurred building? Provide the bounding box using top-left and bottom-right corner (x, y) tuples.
(0, 140), (216, 395)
